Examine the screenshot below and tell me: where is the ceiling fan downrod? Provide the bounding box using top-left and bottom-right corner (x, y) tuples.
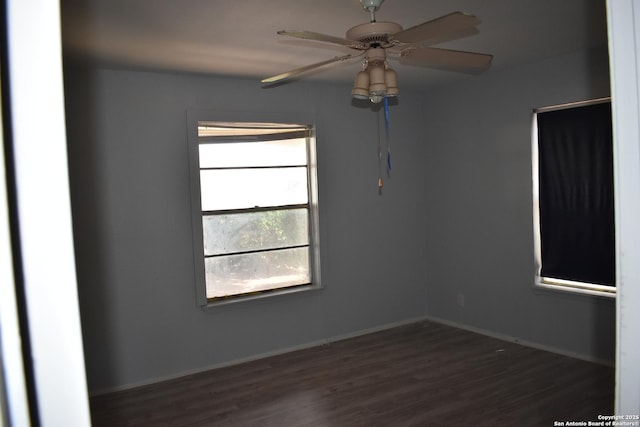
(360, 0), (385, 22)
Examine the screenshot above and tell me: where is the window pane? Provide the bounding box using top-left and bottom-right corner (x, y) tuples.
(205, 247), (311, 298)
(200, 167), (308, 211)
(191, 120), (320, 303)
(203, 209), (309, 256)
(199, 138), (307, 168)
(536, 102), (614, 286)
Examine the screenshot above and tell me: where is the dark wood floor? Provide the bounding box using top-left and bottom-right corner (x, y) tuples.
(90, 320), (614, 426)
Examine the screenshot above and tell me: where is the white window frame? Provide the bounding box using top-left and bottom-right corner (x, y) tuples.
(187, 110), (322, 307)
(532, 97), (616, 298)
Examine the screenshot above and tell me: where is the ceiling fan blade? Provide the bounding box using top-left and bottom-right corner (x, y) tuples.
(392, 11), (481, 44)
(261, 54), (355, 84)
(413, 27), (480, 47)
(278, 30), (364, 49)
(399, 47), (493, 74)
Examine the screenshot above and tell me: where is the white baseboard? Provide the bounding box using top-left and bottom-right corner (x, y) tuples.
(422, 315), (615, 367)
(90, 315), (430, 396)
(91, 314), (612, 396)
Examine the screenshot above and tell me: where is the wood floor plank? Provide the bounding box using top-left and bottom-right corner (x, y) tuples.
(90, 320), (614, 426)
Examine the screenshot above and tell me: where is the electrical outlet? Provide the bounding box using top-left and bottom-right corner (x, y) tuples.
(457, 293), (465, 307)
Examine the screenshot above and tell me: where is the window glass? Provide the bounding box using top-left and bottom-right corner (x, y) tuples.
(203, 209), (309, 255)
(204, 247), (310, 299)
(199, 138), (307, 168)
(533, 98), (615, 297)
(199, 167), (308, 211)
(189, 119), (320, 304)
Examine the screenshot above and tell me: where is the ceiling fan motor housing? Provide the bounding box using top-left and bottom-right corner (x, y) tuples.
(346, 21), (403, 46)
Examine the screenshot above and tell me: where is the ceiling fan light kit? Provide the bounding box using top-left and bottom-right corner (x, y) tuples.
(351, 46), (398, 103)
(261, 0), (493, 104)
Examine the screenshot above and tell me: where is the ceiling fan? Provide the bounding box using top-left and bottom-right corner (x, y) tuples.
(261, 0), (494, 103)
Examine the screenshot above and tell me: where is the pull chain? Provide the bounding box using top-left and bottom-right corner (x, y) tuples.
(384, 96), (391, 177)
(376, 97), (393, 195)
(377, 106), (384, 195)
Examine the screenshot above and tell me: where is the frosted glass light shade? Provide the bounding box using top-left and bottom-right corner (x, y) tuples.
(384, 69), (399, 97)
(352, 70), (370, 99)
(368, 65), (386, 96)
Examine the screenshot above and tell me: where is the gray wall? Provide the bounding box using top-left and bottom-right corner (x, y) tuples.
(422, 46), (615, 361)
(64, 66), (429, 392)
(64, 45), (615, 393)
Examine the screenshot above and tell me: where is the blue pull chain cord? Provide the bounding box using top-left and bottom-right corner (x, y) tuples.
(384, 97), (391, 177)
(377, 106), (383, 195)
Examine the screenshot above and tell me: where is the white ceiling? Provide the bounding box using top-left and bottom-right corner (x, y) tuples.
(61, 0), (608, 89)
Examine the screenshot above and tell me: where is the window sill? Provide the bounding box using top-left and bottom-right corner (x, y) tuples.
(534, 277), (616, 299)
(200, 283), (322, 309)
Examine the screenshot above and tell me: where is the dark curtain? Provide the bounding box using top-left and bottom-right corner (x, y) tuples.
(537, 102), (615, 286)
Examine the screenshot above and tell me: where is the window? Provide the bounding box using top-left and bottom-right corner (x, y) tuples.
(187, 116), (321, 305)
(532, 98), (615, 297)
